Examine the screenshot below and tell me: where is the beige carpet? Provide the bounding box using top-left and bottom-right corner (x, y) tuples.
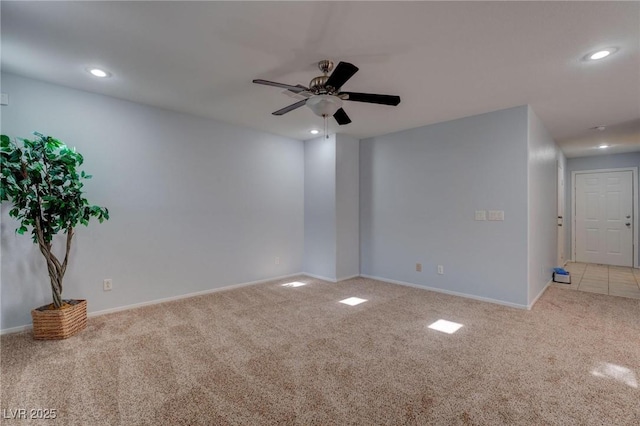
(2, 276), (639, 425)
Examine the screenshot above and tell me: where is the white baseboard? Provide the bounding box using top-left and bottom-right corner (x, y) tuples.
(302, 272), (337, 282)
(336, 274), (360, 282)
(359, 274), (529, 309)
(0, 324), (32, 335)
(0, 272), (304, 335)
(301, 273), (360, 283)
(528, 279), (552, 310)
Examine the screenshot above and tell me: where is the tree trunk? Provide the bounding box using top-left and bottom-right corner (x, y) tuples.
(34, 216), (70, 309)
(39, 245), (64, 309)
(50, 273), (63, 308)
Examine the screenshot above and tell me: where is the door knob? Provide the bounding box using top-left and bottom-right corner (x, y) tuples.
(626, 223), (632, 227)
(626, 215), (631, 219)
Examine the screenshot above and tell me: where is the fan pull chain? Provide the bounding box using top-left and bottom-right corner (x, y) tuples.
(324, 115), (329, 139)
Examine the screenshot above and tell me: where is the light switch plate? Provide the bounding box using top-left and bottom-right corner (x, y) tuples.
(475, 210), (486, 221)
(488, 210), (505, 221)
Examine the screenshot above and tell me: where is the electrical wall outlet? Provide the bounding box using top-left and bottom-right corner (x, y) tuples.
(103, 279), (113, 291)
(275, 257), (280, 265)
(416, 263), (422, 272)
(437, 265), (444, 275)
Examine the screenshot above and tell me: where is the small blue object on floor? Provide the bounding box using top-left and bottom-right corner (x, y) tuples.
(553, 267), (571, 284)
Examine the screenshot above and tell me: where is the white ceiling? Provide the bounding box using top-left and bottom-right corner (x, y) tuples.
(2, 1), (639, 157)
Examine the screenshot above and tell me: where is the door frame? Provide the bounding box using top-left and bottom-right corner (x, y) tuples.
(571, 167), (638, 268)
(557, 159), (565, 266)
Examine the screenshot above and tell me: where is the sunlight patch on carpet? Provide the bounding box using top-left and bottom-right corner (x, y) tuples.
(339, 297), (368, 306)
(282, 281), (307, 287)
(591, 362), (638, 388)
(428, 319), (463, 334)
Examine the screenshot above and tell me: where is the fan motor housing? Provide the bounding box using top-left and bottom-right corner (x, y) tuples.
(309, 75), (329, 93)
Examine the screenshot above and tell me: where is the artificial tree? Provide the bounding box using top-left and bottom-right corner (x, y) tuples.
(1, 132), (108, 309)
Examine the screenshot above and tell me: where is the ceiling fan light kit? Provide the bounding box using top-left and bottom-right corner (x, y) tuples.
(306, 94), (343, 118)
(253, 59), (401, 126)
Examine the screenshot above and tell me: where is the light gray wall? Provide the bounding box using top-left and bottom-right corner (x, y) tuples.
(335, 134), (360, 280)
(0, 73), (304, 330)
(566, 152), (640, 265)
(303, 135), (336, 280)
(360, 106), (530, 306)
(527, 107), (560, 304)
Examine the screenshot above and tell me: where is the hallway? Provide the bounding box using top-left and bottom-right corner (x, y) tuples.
(553, 262), (640, 299)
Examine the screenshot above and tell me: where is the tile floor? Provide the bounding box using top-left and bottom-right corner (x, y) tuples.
(552, 262), (640, 299)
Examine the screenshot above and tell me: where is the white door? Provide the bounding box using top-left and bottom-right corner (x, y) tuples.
(557, 160), (565, 265)
(575, 171), (633, 266)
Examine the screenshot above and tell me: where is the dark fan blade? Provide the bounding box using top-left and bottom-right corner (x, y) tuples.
(272, 99), (307, 116)
(333, 108), (352, 125)
(325, 62), (359, 90)
(253, 79), (308, 93)
(340, 92), (401, 106)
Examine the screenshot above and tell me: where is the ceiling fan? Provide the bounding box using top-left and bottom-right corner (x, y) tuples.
(253, 60), (401, 125)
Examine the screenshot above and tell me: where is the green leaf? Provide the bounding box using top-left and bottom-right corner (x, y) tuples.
(1, 132), (108, 247)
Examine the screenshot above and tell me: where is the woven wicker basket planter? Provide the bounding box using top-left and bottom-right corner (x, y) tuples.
(31, 299), (87, 340)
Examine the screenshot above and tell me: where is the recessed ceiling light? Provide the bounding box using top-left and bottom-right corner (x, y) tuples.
(598, 144), (610, 149)
(310, 129), (320, 135)
(590, 50), (611, 60)
(87, 68), (111, 78)
(585, 48), (617, 61)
